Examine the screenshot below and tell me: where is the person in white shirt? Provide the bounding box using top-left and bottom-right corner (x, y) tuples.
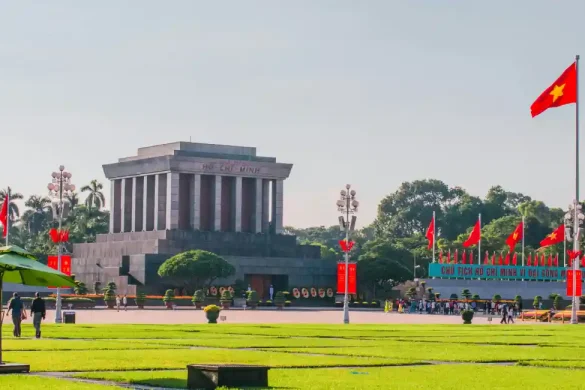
(507, 306), (514, 324)
(115, 295), (121, 312)
(122, 295), (128, 311)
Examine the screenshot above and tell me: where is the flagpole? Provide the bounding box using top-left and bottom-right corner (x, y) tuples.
(478, 213), (481, 265)
(5, 188), (9, 246)
(521, 216), (525, 267)
(564, 234), (567, 267)
(432, 211), (436, 263)
(571, 54), (581, 325)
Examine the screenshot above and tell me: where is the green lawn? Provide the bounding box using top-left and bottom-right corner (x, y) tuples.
(1, 323), (585, 389)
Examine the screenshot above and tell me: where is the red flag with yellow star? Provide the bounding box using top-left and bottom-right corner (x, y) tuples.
(531, 62), (577, 117)
(539, 224), (565, 248)
(505, 221), (523, 252)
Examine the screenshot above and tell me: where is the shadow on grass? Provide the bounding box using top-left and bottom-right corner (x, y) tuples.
(132, 378), (293, 389)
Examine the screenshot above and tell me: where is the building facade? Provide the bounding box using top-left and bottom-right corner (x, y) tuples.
(72, 142), (336, 296)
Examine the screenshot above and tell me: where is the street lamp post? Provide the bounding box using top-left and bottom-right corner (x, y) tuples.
(564, 200), (584, 325)
(47, 165), (75, 324)
(336, 184), (359, 325)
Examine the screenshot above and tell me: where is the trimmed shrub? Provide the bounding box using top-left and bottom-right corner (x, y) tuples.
(462, 310), (474, 324)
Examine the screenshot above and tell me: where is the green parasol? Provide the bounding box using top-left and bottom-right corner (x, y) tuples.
(0, 245), (75, 367)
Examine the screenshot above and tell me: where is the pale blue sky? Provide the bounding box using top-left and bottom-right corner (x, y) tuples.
(1, 1), (584, 228)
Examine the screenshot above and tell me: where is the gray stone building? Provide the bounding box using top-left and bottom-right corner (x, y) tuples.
(72, 142), (336, 296)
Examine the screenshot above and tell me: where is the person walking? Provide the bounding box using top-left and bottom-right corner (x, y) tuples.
(115, 295), (121, 312)
(30, 292), (46, 338)
(7, 293), (23, 337)
(122, 295), (128, 311)
(507, 305), (514, 324)
(500, 304), (508, 324)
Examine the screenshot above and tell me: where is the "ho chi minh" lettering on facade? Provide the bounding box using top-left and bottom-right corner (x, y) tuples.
(202, 163), (261, 175)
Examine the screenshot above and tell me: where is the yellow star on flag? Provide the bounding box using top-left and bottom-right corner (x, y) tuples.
(548, 232), (557, 240)
(512, 232), (518, 240)
(549, 83), (565, 102)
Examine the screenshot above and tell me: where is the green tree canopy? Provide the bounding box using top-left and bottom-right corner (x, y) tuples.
(157, 250), (235, 291)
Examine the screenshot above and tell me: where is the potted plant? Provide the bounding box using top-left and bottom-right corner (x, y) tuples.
(247, 290), (259, 309)
(192, 290), (205, 309)
(285, 300), (291, 307)
(135, 292), (146, 309)
(103, 282), (116, 309)
(553, 295), (563, 310)
(449, 293), (458, 300)
(274, 291), (285, 309)
(533, 295), (542, 309)
(434, 293), (441, 300)
(163, 289), (175, 309)
(461, 289), (472, 301)
(220, 290), (232, 309)
(204, 304), (221, 324)
(462, 309), (474, 324)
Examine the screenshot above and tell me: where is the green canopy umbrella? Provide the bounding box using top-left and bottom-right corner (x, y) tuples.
(0, 245), (75, 369)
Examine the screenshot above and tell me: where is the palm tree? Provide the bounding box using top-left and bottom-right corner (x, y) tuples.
(0, 187), (24, 222)
(22, 195), (52, 233)
(66, 192), (80, 209)
(81, 180), (106, 211)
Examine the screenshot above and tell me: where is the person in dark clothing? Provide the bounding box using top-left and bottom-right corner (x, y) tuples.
(30, 292), (46, 339)
(500, 304), (508, 324)
(7, 293), (23, 337)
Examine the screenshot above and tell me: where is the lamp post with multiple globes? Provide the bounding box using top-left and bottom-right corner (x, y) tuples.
(336, 184), (359, 324)
(47, 165), (75, 324)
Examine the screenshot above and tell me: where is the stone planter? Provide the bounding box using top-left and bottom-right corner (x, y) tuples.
(247, 302), (258, 309)
(193, 302), (203, 309)
(220, 301), (231, 309)
(276, 303), (284, 310)
(106, 300), (115, 309)
(164, 301), (173, 309)
(206, 311), (220, 324)
(136, 302), (145, 309)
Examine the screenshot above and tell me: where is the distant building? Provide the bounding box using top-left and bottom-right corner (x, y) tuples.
(72, 142), (335, 296)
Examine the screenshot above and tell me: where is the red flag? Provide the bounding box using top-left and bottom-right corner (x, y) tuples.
(425, 216), (435, 250)
(582, 256), (585, 268)
(540, 254), (545, 267)
(553, 254), (559, 267)
(469, 250), (473, 265)
(527, 254), (532, 266)
(484, 251), (489, 265)
(439, 250), (443, 264)
(462, 250), (467, 264)
(0, 193), (8, 238)
(447, 250), (451, 264)
(463, 219), (481, 248)
(547, 255), (552, 267)
(512, 253), (518, 266)
(531, 62), (577, 118)
(506, 221), (523, 252)
(454, 249), (458, 264)
(491, 252), (496, 265)
(540, 224), (565, 248)
(504, 253), (510, 265)
(498, 253), (503, 266)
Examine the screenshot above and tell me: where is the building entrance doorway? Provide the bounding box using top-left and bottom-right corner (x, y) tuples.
(246, 274), (288, 299)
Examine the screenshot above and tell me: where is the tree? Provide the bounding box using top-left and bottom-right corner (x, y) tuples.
(357, 239), (412, 298)
(0, 187), (24, 222)
(22, 195), (52, 234)
(461, 289), (472, 300)
(81, 180), (106, 211)
(157, 250), (235, 292)
(66, 192), (80, 209)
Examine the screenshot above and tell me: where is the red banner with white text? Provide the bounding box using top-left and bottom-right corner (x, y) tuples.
(48, 255), (72, 288)
(337, 262), (357, 294)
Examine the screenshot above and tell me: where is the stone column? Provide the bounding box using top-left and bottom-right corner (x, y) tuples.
(214, 175), (222, 231)
(142, 175), (148, 231)
(191, 174), (201, 230)
(254, 178), (263, 233)
(120, 178), (126, 233)
(273, 179), (283, 234)
(153, 174), (159, 230)
(262, 179), (270, 232)
(234, 176), (243, 232)
(131, 177), (137, 232)
(166, 172), (180, 230)
(109, 179), (115, 233)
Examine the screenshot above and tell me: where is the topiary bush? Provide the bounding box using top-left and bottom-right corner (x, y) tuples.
(247, 290), (259, 308)
(553, 295), (563, 310)
(449, 293), (458, 300)
(163, 289), (175, 309)
(462, 310), (474, 324)
(533, 295), (543, 309)
(492, 294), (502, 303)
(103, 282), (116, 309)
(135, 292), (146, 309)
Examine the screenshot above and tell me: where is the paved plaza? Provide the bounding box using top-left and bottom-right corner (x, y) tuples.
(33, 308), (532, 325)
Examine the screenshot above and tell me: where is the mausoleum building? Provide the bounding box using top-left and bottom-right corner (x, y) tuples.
(72, 142), (336, 296)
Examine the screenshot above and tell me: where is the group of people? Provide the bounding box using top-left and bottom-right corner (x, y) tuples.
(115, 295), (128, 311)
(5, 292), (46, 338)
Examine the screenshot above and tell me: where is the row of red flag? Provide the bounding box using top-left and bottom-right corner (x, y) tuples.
(437, 250), (574, 267)
(426, 216), (565, 252)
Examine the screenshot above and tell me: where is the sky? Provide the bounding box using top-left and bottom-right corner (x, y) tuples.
(1, 1), (585, 229)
